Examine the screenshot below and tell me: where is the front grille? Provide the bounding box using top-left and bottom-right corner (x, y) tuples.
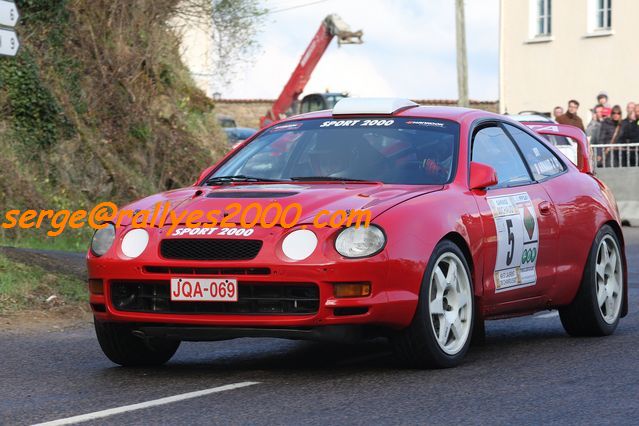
(144, 266), (270, 275)
(160, 239), (262, 261)
(110, 281), (319, 315)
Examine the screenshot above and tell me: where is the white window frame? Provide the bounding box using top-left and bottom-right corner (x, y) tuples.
(587, 0), (613, 35)
(527, 0), (552, 42)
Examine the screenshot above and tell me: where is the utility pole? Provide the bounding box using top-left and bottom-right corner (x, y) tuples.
(455, 0), (469, 107)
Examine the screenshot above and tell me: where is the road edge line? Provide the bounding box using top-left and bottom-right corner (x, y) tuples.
(31, 381), (260, 426)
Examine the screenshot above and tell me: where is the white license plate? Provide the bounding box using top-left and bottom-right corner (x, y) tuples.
(170, 278), (238, 302)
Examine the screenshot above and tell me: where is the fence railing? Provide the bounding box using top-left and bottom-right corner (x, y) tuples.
(591, 143), (639, 169)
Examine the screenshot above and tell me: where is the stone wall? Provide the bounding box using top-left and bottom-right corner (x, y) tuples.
(595, 168), (639, 226)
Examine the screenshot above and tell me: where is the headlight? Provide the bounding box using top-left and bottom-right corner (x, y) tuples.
(91, 223), (115, 257)
(281, 229), (318, 261)
(335, 225), (386, 258)
(120, 228), (149, 258)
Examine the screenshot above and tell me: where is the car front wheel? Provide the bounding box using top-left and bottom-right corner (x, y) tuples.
(94, 319), (180, 367)
(393, 240), (474, 368)
(559, 225), (624, 336)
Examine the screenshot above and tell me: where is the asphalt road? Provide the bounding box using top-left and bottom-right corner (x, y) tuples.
(1, 228), (638, 425)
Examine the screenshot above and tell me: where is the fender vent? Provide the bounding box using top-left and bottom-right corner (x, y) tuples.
(206, 191), (298, 198)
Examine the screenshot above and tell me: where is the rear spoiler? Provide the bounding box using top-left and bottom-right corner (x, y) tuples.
(525, 124), (591, 174)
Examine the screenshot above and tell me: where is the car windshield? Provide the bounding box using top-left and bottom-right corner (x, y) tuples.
(211, 118), (459, 185)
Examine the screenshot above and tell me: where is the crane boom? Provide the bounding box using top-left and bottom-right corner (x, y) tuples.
(260, 14), (362, 127)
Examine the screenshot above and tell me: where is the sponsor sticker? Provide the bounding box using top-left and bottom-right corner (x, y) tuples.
(319, 119), (395, 127)
(406, 120), (445, 128)
(487, 192), (539, 292)
(271, 122), (303, 131)
(171, 227), (255, 237)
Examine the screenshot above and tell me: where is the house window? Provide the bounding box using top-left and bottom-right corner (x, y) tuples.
(595, 0), (612, 29)
(536, 0), (552, 36)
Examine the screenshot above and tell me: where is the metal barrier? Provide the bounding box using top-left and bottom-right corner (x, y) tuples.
(591, 143), (639, 226)
(591, 143), (639, 169)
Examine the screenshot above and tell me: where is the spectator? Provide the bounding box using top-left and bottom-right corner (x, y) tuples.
(557, 100), (585, 131)
(624, 102), (636, 123)
(601, 105), (624, 144)
(615, 103), (639, 166)
(599, 105), (623, 166)
(553, 106), (564, 120)
(596, 91), (612, 118)
(586, 105), (605, 143)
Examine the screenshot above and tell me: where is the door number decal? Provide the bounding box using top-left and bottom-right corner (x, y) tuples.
(487, 192), (539, 292)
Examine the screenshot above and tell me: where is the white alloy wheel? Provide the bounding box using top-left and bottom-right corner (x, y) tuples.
(429, 252), (473, 355)
(595, 235), (622, 324)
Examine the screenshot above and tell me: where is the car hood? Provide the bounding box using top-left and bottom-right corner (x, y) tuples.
(118, 183), (444, 226)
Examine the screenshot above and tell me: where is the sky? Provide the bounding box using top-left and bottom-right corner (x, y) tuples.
(218, 0), (500, 101)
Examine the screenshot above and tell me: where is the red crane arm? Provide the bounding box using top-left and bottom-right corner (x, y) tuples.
(260, 14), (362, 127)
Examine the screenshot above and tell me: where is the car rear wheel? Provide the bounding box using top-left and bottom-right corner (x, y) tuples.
(393, 240), (474, 368)
(94, 319), (180, 367)
(559, 225), (623, 336)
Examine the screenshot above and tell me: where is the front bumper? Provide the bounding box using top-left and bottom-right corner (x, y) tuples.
(87, 224), (426, 332)
(89, 256), (421, 331)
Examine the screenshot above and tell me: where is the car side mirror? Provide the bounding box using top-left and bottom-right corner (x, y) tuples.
(469, 161), (498, 190)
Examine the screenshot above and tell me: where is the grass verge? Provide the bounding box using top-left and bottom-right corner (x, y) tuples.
(0, 227), (91, 252)
(0, 254), (86, 314)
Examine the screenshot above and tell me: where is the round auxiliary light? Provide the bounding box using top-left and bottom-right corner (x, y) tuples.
(281, 229), (318, 261)
(121, 228), (149, 259)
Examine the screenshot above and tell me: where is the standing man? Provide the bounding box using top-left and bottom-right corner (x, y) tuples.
(553, 106), (564, 121)
(586, 105), (605, 143)
(596, 91), (612, 118)
(557, 100), (585, 131)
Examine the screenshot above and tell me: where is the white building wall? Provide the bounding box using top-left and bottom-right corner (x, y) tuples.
(171, 10), (215, 97)
(500, 0), (639, 121)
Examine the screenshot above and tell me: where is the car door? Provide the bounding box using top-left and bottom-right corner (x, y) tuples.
(502, 123), (588, 305)
(470, 123), (560, 314)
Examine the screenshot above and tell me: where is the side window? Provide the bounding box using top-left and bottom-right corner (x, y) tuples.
(504, 124), (565, 180)
(471, 126), (532, 187)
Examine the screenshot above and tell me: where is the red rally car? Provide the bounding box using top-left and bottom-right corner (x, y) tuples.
(88, 98), (627, 368)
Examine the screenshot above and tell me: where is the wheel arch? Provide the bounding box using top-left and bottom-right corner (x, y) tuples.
(567, 220), (628, 318)
(441, 231), (485, 324)
(605, 219), (625, 247)
(441, 231), (474, 277)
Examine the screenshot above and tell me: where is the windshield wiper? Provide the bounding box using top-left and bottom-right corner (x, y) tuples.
(205, 175), (287, 185)
(290, 176), (371, 182)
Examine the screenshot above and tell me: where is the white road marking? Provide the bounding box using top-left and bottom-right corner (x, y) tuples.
(31, 381), (260, 426)
(535, 311), (559, 319)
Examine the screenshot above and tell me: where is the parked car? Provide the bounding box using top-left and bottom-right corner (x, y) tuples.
(223, 127), (257, 147)
(217, 115), (237, 129)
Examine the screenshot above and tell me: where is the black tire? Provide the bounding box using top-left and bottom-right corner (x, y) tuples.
(393, 240), (475, 368)
(559, 225), (623, 337)
(94, 319), (180, 367)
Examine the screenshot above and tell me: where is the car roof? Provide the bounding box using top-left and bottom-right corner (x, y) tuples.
(283, 105), (502, 123)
